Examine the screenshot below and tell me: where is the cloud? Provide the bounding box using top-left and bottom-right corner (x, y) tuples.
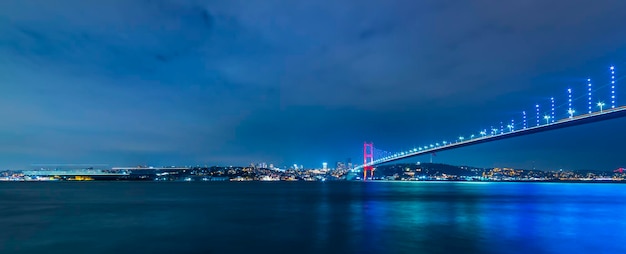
(0, 0), (626, 169)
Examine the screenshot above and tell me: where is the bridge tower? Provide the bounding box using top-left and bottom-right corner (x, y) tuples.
(363, 142), (374, 180)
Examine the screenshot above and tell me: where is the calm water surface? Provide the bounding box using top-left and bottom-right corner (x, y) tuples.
(1, 181), (625, 254)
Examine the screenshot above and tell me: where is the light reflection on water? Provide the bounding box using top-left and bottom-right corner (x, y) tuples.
(1, 181), (625, 253)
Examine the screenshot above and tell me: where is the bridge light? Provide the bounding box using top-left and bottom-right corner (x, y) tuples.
(597, 102), (605, 112)
(611, 66), (616, 108)
(435, 143), (440, 146)
(536, 104), (540, 126)
(523, 111), (527, 129)
(587, 78), (591, 114)
(568, 108), (575, 118)
(443, 141), (448, 145)
(470, 134), (475, 139)
(418, 147), (422, 151)
(544, 115), (551, 124)
(507, 124), (513, 132)
(480, 130), (486, 136)
(429, 144), (434, 148)
(551, 97), (555, 122)
(568, 88), (572, 117)
(459, 136), (464, 141)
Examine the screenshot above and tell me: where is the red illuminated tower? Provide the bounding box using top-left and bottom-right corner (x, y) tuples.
(363, 142), (374, 180)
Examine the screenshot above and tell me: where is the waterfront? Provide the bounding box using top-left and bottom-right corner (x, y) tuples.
(5, 163), (626, 182)
(1, 181), (625, 253)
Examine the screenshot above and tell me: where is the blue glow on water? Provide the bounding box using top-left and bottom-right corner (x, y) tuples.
(1, 182), (625, 254)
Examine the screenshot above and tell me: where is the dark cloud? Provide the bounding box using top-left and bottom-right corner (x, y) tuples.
(0, 0), (626, 170)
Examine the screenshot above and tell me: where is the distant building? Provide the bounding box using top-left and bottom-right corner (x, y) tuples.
(322, 162), (328, 170)
(336, 162), (346, 170)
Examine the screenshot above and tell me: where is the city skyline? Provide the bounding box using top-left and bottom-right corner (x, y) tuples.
(1, 1), (626, 170)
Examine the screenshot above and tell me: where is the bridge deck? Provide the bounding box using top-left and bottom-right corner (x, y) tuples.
(361, 106), (626, 168)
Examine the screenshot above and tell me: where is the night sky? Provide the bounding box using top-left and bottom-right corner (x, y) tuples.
(1, 0), (626, 170)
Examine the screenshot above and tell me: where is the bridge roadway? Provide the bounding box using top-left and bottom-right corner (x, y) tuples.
(359, 106), (626, 169)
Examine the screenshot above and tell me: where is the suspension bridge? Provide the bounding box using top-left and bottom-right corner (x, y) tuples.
(357, 65), (623, 179)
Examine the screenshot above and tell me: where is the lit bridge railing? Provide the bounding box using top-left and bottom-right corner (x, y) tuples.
(355, 105), (626, 170)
